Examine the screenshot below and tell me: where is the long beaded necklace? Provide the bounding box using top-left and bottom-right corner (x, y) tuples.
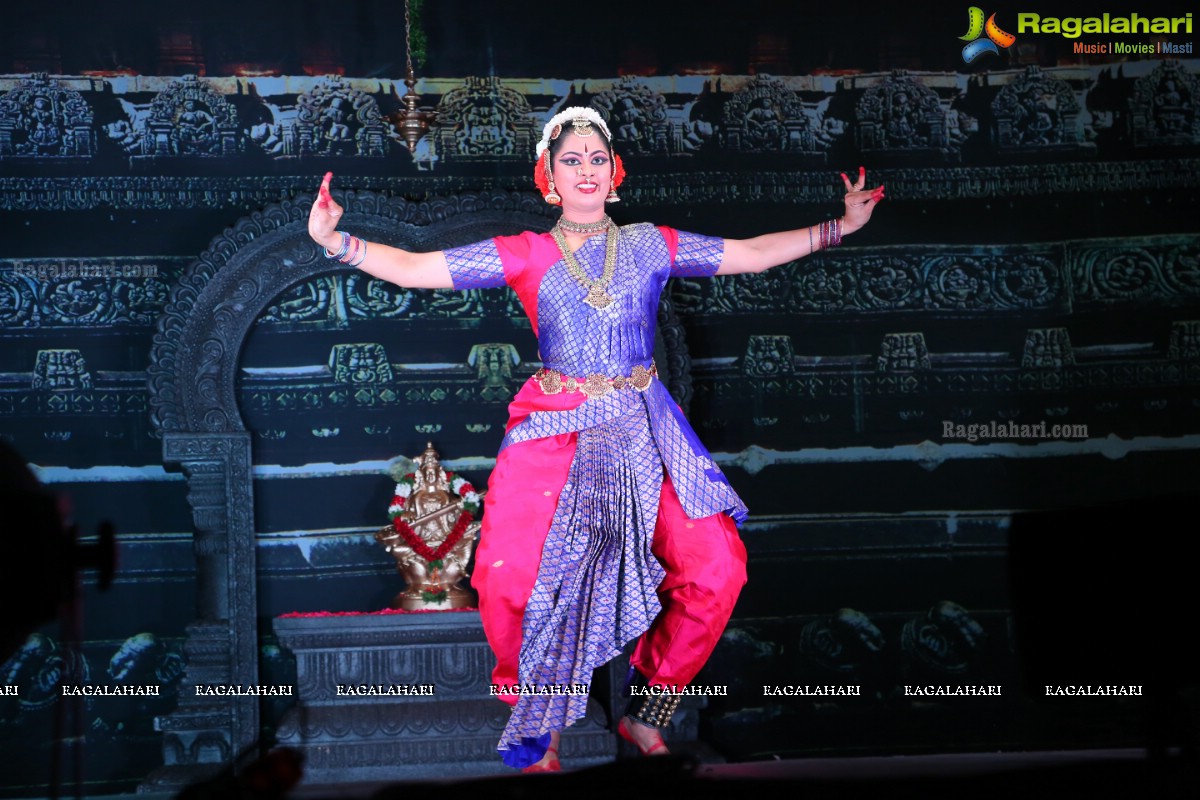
(551, 216), (618, 310)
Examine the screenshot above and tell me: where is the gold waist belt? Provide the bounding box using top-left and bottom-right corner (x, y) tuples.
(534, 361), (657, 399)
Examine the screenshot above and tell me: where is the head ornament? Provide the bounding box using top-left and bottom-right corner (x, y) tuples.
(534, 106), (613, 158)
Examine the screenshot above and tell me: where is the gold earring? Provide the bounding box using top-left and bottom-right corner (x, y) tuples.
(544, 153), (561, 205)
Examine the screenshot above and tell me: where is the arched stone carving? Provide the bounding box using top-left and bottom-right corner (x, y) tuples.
(144, 189), (696, 786)
(144, 190), (552, 787)
(855, 70), (951, 160)
(0, 72), (95, 157)
(144, 75), (241, 157)
(296, 77), (388, 157)
(435, 76), (535, 159)
(992, 66), (1089, 155)
(1129, 60), (1200, 148)
(592, 76), (674, 155)
(720, 75), (816, 155)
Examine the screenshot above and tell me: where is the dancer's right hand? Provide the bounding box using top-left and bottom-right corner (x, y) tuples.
(307, 171), (344, 250)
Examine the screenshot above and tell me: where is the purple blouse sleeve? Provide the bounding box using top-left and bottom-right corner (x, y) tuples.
(670, 230), (725, 278)
(444, 239), (507, 290)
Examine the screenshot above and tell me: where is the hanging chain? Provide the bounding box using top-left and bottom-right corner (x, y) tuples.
(404, 0), (414, 78)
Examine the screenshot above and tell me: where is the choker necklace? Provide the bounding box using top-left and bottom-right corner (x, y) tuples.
(550, 219), (618, 310)
(555, 215), (612, 235)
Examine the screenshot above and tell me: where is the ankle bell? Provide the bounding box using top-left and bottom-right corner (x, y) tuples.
(625, 690), (682, 729)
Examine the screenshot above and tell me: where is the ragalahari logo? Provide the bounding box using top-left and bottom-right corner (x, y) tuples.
(960, 7), (1017, 63)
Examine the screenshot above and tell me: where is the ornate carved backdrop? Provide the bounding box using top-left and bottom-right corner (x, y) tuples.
(2, 42), (1197, 793)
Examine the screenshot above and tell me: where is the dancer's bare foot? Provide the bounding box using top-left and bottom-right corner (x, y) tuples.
(618, 716), (669, 755)
(522, 730), (561, 773)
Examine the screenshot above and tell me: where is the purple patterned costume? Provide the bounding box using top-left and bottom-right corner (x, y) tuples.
(445, 222), (748, 766)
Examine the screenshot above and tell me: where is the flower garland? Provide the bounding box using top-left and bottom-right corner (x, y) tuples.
(387, 470), (481, 571)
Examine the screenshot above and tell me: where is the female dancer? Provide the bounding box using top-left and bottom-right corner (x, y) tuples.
(308, 106), (883, 772)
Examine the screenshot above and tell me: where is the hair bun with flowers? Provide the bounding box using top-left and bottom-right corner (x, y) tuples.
(534, 106), (614, 158)
(532, 106), (625, 201)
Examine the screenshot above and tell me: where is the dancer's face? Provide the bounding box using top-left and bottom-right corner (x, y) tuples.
(550, 130), (612, 216)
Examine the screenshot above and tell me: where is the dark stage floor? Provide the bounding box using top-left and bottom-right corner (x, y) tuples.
(285, 748), (1198, 800)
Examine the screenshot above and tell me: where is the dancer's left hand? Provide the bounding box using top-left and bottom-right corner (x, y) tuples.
(840, 166), (884, 234)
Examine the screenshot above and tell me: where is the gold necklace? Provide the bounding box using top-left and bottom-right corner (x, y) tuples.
(555, 215), (612, 235)
(551, 221), (618, 310)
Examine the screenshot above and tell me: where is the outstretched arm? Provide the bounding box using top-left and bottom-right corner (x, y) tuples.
(308, 172), (454, 289)
(717, 167), (883, 276)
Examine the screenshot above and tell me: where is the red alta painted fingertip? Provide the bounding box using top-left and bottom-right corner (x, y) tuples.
(859, 166), (866, 175)
(840, 172), (849, 181)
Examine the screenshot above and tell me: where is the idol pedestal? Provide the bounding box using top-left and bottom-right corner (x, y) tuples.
(273, 611), (616, 783)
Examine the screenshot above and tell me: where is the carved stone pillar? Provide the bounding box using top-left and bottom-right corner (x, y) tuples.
(878, 333), (931, 372)
(1168, 321), (1200, 361)
(1021, 327), (1075, 368)
(139, 433), (258, 791)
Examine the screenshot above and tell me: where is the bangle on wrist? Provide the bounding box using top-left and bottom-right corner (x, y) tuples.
(322, 231), (368, 266)
(323, 231), (351, 260)
(816, 218), (843, 251)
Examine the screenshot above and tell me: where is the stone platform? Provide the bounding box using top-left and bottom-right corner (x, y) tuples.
(272, 611), (616, 782)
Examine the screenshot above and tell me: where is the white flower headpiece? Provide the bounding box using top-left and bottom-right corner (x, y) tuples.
(534, 106), (613, 158)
